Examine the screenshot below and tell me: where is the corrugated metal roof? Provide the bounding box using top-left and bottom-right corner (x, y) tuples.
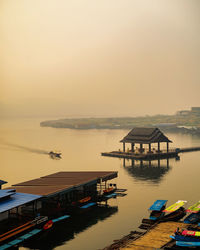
(11, 171), (118, 197)
(120, 127), (172, 144)
(0, 189), (16, 200)
(0, 192), (41, 214)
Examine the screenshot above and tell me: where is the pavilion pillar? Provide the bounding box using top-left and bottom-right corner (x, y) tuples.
(123, 142), (125, 152)
(167, 158), (169, 168)
(157, 142), (160, 152)
(166, 142), (169, 152)
(140, 144), (143, 153)
(131, 143), (135, 152)
(148, 143), (151, 153)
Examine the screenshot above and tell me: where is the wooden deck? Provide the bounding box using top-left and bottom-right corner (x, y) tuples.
(121, 222), (190, 249)
(101, 150), (178, 160)
(102, 146), (200, 161)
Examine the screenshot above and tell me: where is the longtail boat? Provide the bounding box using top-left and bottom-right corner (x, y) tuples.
(184, 201), (200, 224)
(149, 199), (167, 221)
(187, 201), (200, 213)
(170, 228), (200, 247)
(0, 216), (49, 248)
(160, 200), (187, 221)
(184, 212), (200, 224)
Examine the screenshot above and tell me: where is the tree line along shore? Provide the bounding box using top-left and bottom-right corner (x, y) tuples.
(40, 112), (200, 135)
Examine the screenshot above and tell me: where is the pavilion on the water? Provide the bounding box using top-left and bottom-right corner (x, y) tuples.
(120, 127), (172, 154)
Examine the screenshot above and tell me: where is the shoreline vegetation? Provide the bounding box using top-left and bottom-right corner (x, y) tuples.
(40, 111), (200, 135)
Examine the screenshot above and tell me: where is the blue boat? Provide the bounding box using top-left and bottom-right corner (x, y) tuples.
(184, 212), (200, 224)
(176, 241), (200, 247)
(149, 200), (168, 211)
(171, 235), (200, 242)
(149, 200), (167, 221)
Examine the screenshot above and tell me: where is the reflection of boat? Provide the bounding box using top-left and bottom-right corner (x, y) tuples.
(149, 200), (167, 221)
(160, 200), (187, 222)
(49, 151), (62, 158)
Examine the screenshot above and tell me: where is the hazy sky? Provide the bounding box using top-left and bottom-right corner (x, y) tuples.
(1, 0), (200, 118)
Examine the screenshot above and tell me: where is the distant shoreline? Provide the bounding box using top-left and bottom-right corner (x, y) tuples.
(40, 114), (200, 135)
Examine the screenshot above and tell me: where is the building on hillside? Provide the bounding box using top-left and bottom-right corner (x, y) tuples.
(191, 107), (200, 114)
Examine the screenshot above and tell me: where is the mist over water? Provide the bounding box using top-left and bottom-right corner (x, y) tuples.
(1, 0), (200, 118)
(1, 118), (200, 249)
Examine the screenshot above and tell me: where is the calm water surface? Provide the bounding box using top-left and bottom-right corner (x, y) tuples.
(1, 118), (200, 250)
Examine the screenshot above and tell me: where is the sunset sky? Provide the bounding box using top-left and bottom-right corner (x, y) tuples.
(1, 0), (200, 118)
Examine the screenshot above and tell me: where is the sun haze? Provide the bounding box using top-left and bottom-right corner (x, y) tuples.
(1, 0), (200, 118)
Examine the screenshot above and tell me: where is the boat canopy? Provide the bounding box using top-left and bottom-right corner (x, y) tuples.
(149, 200), (168, 211)
(163, 200), (187, 213)
(187, 201), (200, 213)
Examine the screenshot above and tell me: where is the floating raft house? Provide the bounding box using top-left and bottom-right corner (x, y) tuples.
(5, 171), (118, 217)
(11, 171), (117, 197)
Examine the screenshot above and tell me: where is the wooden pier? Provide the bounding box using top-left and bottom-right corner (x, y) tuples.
(122, 221), (188, 249)
(104, 221), (200, 249)
(179, 146), (200, 153)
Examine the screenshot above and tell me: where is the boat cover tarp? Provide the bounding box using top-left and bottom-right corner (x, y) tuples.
(171, 235), (200, 242)
(149, 200), (168, 211)
(0, 192), (41, 214)
(184, 212), (200, 224)
(182, 230), (200, 237)
(176, 241), (200, 247)
(163, 200), (187, 212)
(187, 201), (200, 213)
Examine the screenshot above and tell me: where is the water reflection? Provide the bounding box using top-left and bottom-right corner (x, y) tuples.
(123, 159), (174, 184)
(23, 205), (118, 250)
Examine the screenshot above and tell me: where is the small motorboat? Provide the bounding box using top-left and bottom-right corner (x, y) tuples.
(184, 201), (200, 224)
(170, 228), (200, 247)
(49, 151), (62, 158)
(148, 199), (167, 221)
(160, 200), (187, 222)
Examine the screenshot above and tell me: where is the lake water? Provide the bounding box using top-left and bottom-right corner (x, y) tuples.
(1, 118), (200, 250)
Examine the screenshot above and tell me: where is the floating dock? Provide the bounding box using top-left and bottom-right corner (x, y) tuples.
(102, 147), (200, 161)
(1, 171), (123, 249)
(104, 221), (200, 249)
(102, 150), (178, 160)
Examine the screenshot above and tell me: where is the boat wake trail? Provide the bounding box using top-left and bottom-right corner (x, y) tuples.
(0, 141), (49, 155)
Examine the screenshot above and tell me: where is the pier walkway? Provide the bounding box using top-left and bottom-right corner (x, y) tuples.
(104, 221), (199, 249)
(121, 221), (184, 249)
